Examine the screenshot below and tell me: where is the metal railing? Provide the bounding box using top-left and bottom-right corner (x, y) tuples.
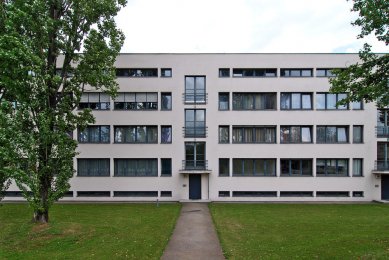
(183, 126), (208, 138)
(376, 126), (389, 138)
(374, 160), (389, 171)
(182, 160), (208, 170)
(182, 93), (208, 104)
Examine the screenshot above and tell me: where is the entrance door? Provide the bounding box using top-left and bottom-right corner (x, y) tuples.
(189, 174), (202, 199)
(382, 175), (389, 200)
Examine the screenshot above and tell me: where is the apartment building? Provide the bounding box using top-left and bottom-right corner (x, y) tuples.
(4, 53), (389, 202)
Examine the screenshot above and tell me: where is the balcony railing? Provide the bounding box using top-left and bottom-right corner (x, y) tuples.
(182, 93), (208, 104)
(182, 160), (208, 170)
(374, 160), (389, 171)
(376, 126), (389, 138)
(183, 126), (208, 138)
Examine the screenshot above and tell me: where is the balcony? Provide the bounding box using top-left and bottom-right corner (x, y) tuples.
(376, 126), (389, 138)
(182, 93), (208, 104)
(374, 161), (389, 172)
(182, 160), (208, 171)
(183, 126), (208, 138)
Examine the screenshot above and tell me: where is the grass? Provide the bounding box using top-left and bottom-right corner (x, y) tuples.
(210, 203), (389, 259)
(0, 203), (181, 259)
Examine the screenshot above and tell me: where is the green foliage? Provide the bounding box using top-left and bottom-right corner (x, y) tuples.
(210, 203), (389, 259)
(0, 0), (126, 221)
(0, 203), (181, 259)
(330, 0), (389, 107)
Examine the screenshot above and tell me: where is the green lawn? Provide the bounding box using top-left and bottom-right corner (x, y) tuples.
(210, 203), (389, 259)
(0, 203), (181, 259)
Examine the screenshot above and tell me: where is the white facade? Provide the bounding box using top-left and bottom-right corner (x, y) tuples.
(5, 53), (389, 202)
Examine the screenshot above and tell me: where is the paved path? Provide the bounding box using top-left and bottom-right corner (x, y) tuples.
(161, 203), (225, 260)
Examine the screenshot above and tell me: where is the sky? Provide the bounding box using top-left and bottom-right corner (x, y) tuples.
(115, 0), (388, 53)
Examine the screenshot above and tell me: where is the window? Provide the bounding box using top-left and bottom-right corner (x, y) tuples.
(185, 109), (206, 138)
(161, 126), (172, 143)
(114, 159), (158, 176)
(232, 93), (277, 110)
(353, 159), (363, 176)
(161, 92), (172, 110)
(79, 93), (110, 110)
(352, 101), (363, 110)
(219, 158), (230, 176)
(219, 68), (230, 77)
(77, 159), (110, 176)
(161, 68), (172, 77)
(219, 191), (230, 197)
(316, 93), (348, 110)
(219, 93), (229, 110)
(114, 126), (158, 143)
(232, 191), (277, 197)
(116, 68), (130, 77)
(281, 69), (313, 77)
(316, 159), (349, 176)
(114, 92), (157, 110)
(353, 126), (363, 143)
(114, 191), (158, 197)
(280, 93), (312, 110)
(161, 191), (172, 197)
(78, 126), (110, 143)
(161, 158), (172, 176)
(316, 68), (336, 77)
(233, 159), (276, 176)
(129, 68), (158, 77)
(77, 191), (110, 197)
(316, 191), (349, 197)
(352, 191), (364, 197)
(232, 126), (276, 143)
(280, 126), (312, 143)
(280, 191), (313, 197)
(219, 126), (229, 143)
(232, 68), (277, 77)
(280, 159), (312, 176)
(185, 76), (206, 103)
(316, 126), (349, 143)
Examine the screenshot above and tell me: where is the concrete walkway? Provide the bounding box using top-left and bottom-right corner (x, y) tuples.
(161, 203), (225, 260)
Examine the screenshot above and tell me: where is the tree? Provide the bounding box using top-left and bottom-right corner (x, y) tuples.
(0, 0), (126, 222)
(330, 0), (389, 107)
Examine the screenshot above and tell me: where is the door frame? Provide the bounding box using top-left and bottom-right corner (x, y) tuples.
(189, 174), (202, 200)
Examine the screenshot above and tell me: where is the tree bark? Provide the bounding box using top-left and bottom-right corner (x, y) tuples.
(33, 209), (49, 223)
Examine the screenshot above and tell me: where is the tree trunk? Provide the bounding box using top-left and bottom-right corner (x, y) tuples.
(33, 209), (49, 223)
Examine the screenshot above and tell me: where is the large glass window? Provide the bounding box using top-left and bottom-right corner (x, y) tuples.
(316, 68), (336, 77)
(161, 126), (172, 143)
(232, 93), (276, 110)
(281, 69), (313, 77)
(77, 159), (110, 176)
(219, 126), (230, 143)
(219, 93), (229, 110)
(185, 142), (206, 170)
(377, 109), (389, 137)
(316, 93), (348, 110)
(78, 126), (110, 143)
(161, 158), (172, 176)
(114, 159), (158, 176)
(280, 126), (312, 143)
(353, 125), (363, 143)
(280, 93), (312, 110)
(219, 158), (230, 176)
(114, 92), (157, 110)
(232, 68), (277, 77)
(316, 126), (349, 143)
(116, 68), (158, 77)
(233, 159), (276, 176)
(353, 159), (363, 176)
(114, 126), (157, 143)
(232, 126), (276, 143)
(185, 76), (206, 103)
(280, 159), (312, 176)
(79, 93), (110, 110)
(316, 159), (348, 176)
(185, 109), (206, 137)
(161, 92), (172, 110)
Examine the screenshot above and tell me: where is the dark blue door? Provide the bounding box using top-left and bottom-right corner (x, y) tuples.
(189, 174), (201, 200)
(382, 175), (389, 200)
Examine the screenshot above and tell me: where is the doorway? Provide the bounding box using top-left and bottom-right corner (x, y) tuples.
(189, 175), (201, 200)
(382, 175), (389, 200)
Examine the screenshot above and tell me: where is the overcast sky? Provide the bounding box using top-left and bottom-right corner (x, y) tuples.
(115, 0), (388, 53)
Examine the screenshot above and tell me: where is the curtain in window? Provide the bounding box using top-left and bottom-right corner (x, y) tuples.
(316, 94), (325, 109)
(233, 159), (243, 175)
(353, 126), (362, 143)
(291, 127), (301, 143)
(337, 159), (348, 176)
(244, 128), (253, 143)
(244, 160), (254, 175)
(326, 94), (337, 109)
(232, 128), (243, 143)
(326, 127), (337, 143)
(254, 160), (265, 175)
(301, 127), (311, 142)
(280, 93), (290, 109)
(291, 93), (301, 109)
(219, 127), (229, 143)
(337, 127), (347, 142)
(302, 94), (311, 109)
(161, 127), (172, 143)
(353, 159), (362, 176)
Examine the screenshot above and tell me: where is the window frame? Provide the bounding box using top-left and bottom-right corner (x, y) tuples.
(219, 158), (230, 177)
(316, 125), (349, 143)
(232, 158), (276, 176)
(77, 158), (110, 177)
(316, 93), (349, 110)
(219, 126), (230, 144)
(353, 125), (363, 143)
(316, 159), (349, 177)
(113, 92), (158, 111)
(114, 158), (158, 177)
(280, 126), (313, 143)
(161, 158), (172, 176)
(161, 68), (172, 77)
(232, 92), (277, 110)
(114, 125), (158, 144)
(218, 92), (230, 110)
(232, 126), (276, 144)
(79, 92), (110, 110)
(161, 125), (172, 144)
(280, 68), (313, 77)
(161, 92), (172, 111)
(232, 68), (277, 78)
(78, 125), (110, 144)
(280, 92), (313, 110)
(280, 159), (313, 176)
